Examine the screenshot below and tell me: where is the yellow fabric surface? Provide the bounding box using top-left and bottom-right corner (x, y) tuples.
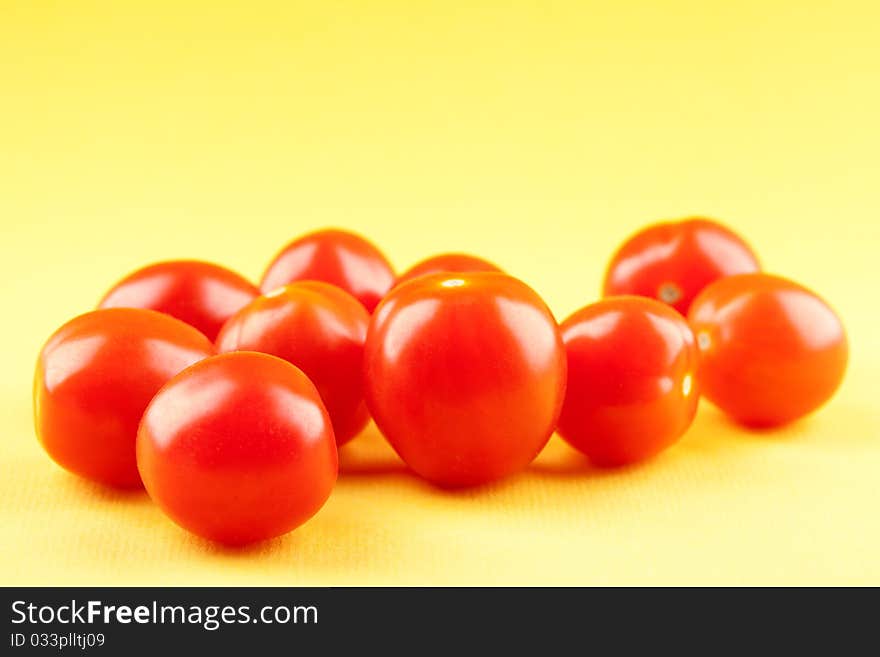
(2, 1), (879, 586)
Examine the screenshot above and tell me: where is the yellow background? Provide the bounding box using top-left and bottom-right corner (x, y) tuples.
(2, 1), (878, 585)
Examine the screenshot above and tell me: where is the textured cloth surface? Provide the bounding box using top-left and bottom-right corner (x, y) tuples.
(2, 1), (879, 585)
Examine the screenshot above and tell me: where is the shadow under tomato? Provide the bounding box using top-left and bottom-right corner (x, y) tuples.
(694, 401), (818, 443)
(337, 423), (410, 478)
(185, 531), (295, 556)
(53, 470), (150, 504)
(429, 472), (534, 498)
(526, 434), (691, 480)
(525, 435), (611, 478)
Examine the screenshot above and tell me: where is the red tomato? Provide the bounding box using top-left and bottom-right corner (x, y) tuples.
(137, 351), (337, 544)
(363, 272), (567, 487)
(603, 217), (760, 314)
(99, 260), (259, 341)
(34, 308), (215, 488)
(688, 273), (848, 427)
(260, 229), (395, 312)
(558, 297), (699, 467)
(216, 281), (370, 446)
(395, 253), (502, 287)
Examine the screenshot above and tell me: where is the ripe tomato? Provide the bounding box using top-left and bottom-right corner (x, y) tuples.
(688, 273), (848, 427)
(34, 308), (215, 488)
(395, 253), (502, 287)
(137, 351), (338, 544)
(216, 281), (370, 446)
(363, 272), (567, 487)
(99, 260), (259, 341)
(260, 229), (395, 312)
(557, 297), (700, 467)
(603, 217), (760, 314)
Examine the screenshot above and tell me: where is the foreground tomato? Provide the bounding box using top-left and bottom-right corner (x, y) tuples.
(260, 229), (395, 312)
(603, 217), (760, 314)
(688, 273), (847, 427)
(34, 308), (214, 488)
(364, 272), (567, 487)
(395, 253), (502, 287)
(216, 281), (370, 446)
(137, 351), (337, 544)
(558, 297), (699, 466)
(99, 260), (259, 341)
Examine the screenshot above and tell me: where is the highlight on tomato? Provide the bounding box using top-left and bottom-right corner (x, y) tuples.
(363, 272), (567, 488)
(216, 281), (371, 446)
(98, 259), (259, 341)
(603, 217), (760, 314)
(260, 229), (395, 313)
(688, 273), (847, 427)
(395, 253), (502, 287)
(557, 296), (700, 467)
(137, 351), (338, 544)
(34, 308), (215, 488)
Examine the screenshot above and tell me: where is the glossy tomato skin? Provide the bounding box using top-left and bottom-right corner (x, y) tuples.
(99, 260), (259, 341)
(216, 281), (370, 446)
(395, 253), (502, 287)
(260, 229), (395, 312)
(603, 217), (760, 314)
(364, 272), (567, 487)
(558, 297), (699, 467)
(137, 351), (338, 545)
(688, 273), (848, 427)
(34, 308), (215, 488)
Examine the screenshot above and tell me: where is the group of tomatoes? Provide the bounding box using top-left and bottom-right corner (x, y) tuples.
(34, 219), (848, 544)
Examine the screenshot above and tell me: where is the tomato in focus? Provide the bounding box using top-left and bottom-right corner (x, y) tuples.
(557, 297), (699, 466)
(34, 308), (215, 488)
(363, 272), (567, 487)
(137, 351), (338, 544)
(688, 273), (848, 427)
(395, 253), (501, 287)
(216, 281), (371, 446)
(98, 260), (259, 341)
(603, 217), (760, 314)
(260, 229), (395, 312)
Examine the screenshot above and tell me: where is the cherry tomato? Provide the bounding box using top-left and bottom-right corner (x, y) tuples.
(99, 260), (259, 341)
(216, 281), (370, 446)
(688, 273), (848, 427)
(34, 308), (215, 488)
(557, 297), (699, 467)
(363, 272), (567, 487)
(137, 351), (338, 544)
(603, 217), (760, 314)
(260, 229), (395, 312)
(395, 253), (502, 287)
